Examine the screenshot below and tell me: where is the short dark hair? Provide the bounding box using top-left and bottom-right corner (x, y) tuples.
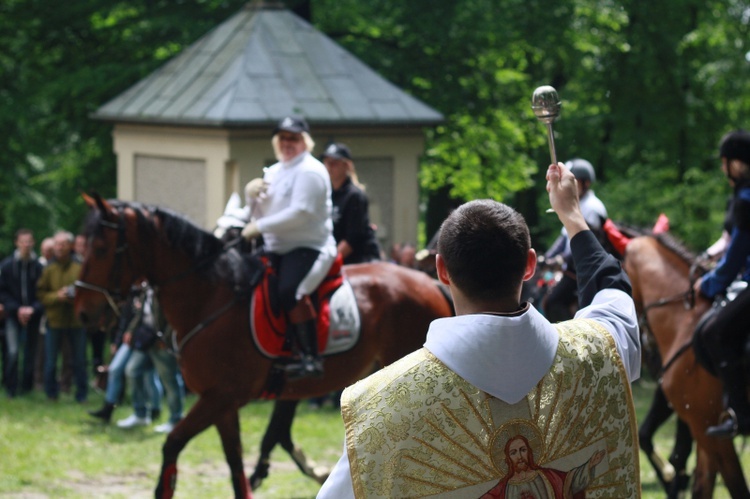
(14, 228), (33, 241)
(437, 200), (530, 301)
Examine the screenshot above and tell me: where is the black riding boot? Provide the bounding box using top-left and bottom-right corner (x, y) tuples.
(287, 296), (323, 379)
(706, 361), (750, 438)
(293, 321), (324, 378)
(88, 402), (115, 423)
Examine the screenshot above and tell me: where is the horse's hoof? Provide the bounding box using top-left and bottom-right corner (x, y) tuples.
(249, 475), (264, 490)
(313, 467), (330, 485)
(668, 472), (691, 499)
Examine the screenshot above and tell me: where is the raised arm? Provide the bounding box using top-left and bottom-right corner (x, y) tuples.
(547, 162), (631, 306)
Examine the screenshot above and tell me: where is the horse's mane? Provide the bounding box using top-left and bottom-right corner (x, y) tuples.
(651, 231), (706, 273)
(609, 220), (704, 268)
(87, 200), (249, 291)
(152, 206), (225, 263)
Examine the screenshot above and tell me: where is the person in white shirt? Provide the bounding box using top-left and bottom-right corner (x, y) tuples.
(317, 162), (641, 498)
(542, 157), (608, 321)
(242, 116), (337, 379)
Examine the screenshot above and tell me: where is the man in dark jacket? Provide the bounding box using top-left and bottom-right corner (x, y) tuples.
(0, 229), (44, 397)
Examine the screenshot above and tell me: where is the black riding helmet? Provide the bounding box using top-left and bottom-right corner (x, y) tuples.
(719, 130), (750, 186)
(565, 158), (596, 183)
(719, 130), (750, 166)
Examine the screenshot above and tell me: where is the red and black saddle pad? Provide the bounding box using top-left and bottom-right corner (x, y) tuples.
(250, 254), (344, 359)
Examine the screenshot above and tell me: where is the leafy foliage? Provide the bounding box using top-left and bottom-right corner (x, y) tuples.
(315, 0), (750, 250)
(0, 0), (243, 255)
(0, 0), (749, 256)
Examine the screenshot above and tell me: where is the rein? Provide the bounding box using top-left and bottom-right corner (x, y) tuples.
(78, 205), (247, 356)
(171, 295), (242, 357)
(640, 259), (703, 378)
(151, 236), (246, 357)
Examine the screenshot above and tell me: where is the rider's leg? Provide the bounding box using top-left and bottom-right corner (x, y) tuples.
(706, 357), (750, 437)
(288, 295), (323, 377)
(277, 249), (325, 378)
(705, 287), (750, 437)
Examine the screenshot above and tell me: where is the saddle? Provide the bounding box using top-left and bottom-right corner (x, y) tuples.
(251, 254), (342, 358)
(248, 254), (362, 396)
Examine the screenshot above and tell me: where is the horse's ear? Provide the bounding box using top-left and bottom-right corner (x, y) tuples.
(82, 192), (111, 213)
(82, 192), (97, 209)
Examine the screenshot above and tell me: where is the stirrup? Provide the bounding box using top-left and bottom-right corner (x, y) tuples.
(706, 408), (739, 438)
(285, 356), (324, 380)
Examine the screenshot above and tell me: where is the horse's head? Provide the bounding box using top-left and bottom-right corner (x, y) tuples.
(74, 193), (144, 327)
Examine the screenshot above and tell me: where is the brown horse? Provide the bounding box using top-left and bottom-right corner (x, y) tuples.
(624, 234), (749, 498)
(73, 194), (453, 498)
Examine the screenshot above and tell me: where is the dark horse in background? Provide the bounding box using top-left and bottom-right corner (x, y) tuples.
(624, 232), (749, 498)
(74, 194), (453, 498)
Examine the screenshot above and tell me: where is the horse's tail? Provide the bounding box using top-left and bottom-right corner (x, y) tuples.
(435, 280), (455, 316)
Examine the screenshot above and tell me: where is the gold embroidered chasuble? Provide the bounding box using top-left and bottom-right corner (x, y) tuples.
(340, 319), (641, 498)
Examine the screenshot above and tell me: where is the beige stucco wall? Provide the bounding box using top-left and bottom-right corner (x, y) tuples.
(112, 124), (231, 228)
(111, 123), (425, 249)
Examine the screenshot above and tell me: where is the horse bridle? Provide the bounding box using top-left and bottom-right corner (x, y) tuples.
(76, 205), (246, 356)
(640, 260), (703, 377)
(74, 211), (131, 319)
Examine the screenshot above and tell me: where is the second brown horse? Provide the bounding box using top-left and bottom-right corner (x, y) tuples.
(624, 234), (749, 498)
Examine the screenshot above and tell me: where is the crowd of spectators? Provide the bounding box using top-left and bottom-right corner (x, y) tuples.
(0, 228), (184, 433)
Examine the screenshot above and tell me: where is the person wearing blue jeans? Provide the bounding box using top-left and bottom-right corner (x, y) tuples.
(89, 341), (132, 422)
(150, 346), (184, 432)
(117, 348), (162, 428)
(44, 325), (87, 402)
(121, 346), (183, 432)
(89, 284), (160, 424)
(37, 231), (87, 403)
(89, 341), (160, 424)
(114, 284), (184, 433)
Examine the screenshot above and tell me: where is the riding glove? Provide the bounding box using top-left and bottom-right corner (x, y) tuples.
(245, 178), (267, 201)
(242, 221), (261, 241)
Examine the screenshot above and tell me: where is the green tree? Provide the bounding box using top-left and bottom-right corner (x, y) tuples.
(1, 0), (748, 256)
(0, 0), (247, 255)
(315, 0), (750, 249)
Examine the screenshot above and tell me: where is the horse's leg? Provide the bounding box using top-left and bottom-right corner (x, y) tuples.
(155, 396), (234, 499)
(689, 431), (750, 499)
(690, 444), (719, 499)
(250, 399), (297, 489)
(666, 418), (693, 498)
(249, 399), (328, 488)
(275, 400), (329, 485)
(710, 440), (750, 498)
(215, 408), (252, 499)
(639, 385), (678, 491)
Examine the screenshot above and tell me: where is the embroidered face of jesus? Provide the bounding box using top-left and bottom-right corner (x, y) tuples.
(506, 435), (536, 474)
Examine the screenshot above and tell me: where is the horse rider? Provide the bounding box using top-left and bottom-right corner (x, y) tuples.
(694, 129), (750, 438)
(542, 158), (608, 321)
(321, 142), (382, 265)
(241, 116), (337, 379)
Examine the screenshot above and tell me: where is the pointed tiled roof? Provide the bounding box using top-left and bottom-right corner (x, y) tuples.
(93, 2), (443, 127)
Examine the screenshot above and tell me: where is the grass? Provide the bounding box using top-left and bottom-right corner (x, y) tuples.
(0, 375), (748, 498)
